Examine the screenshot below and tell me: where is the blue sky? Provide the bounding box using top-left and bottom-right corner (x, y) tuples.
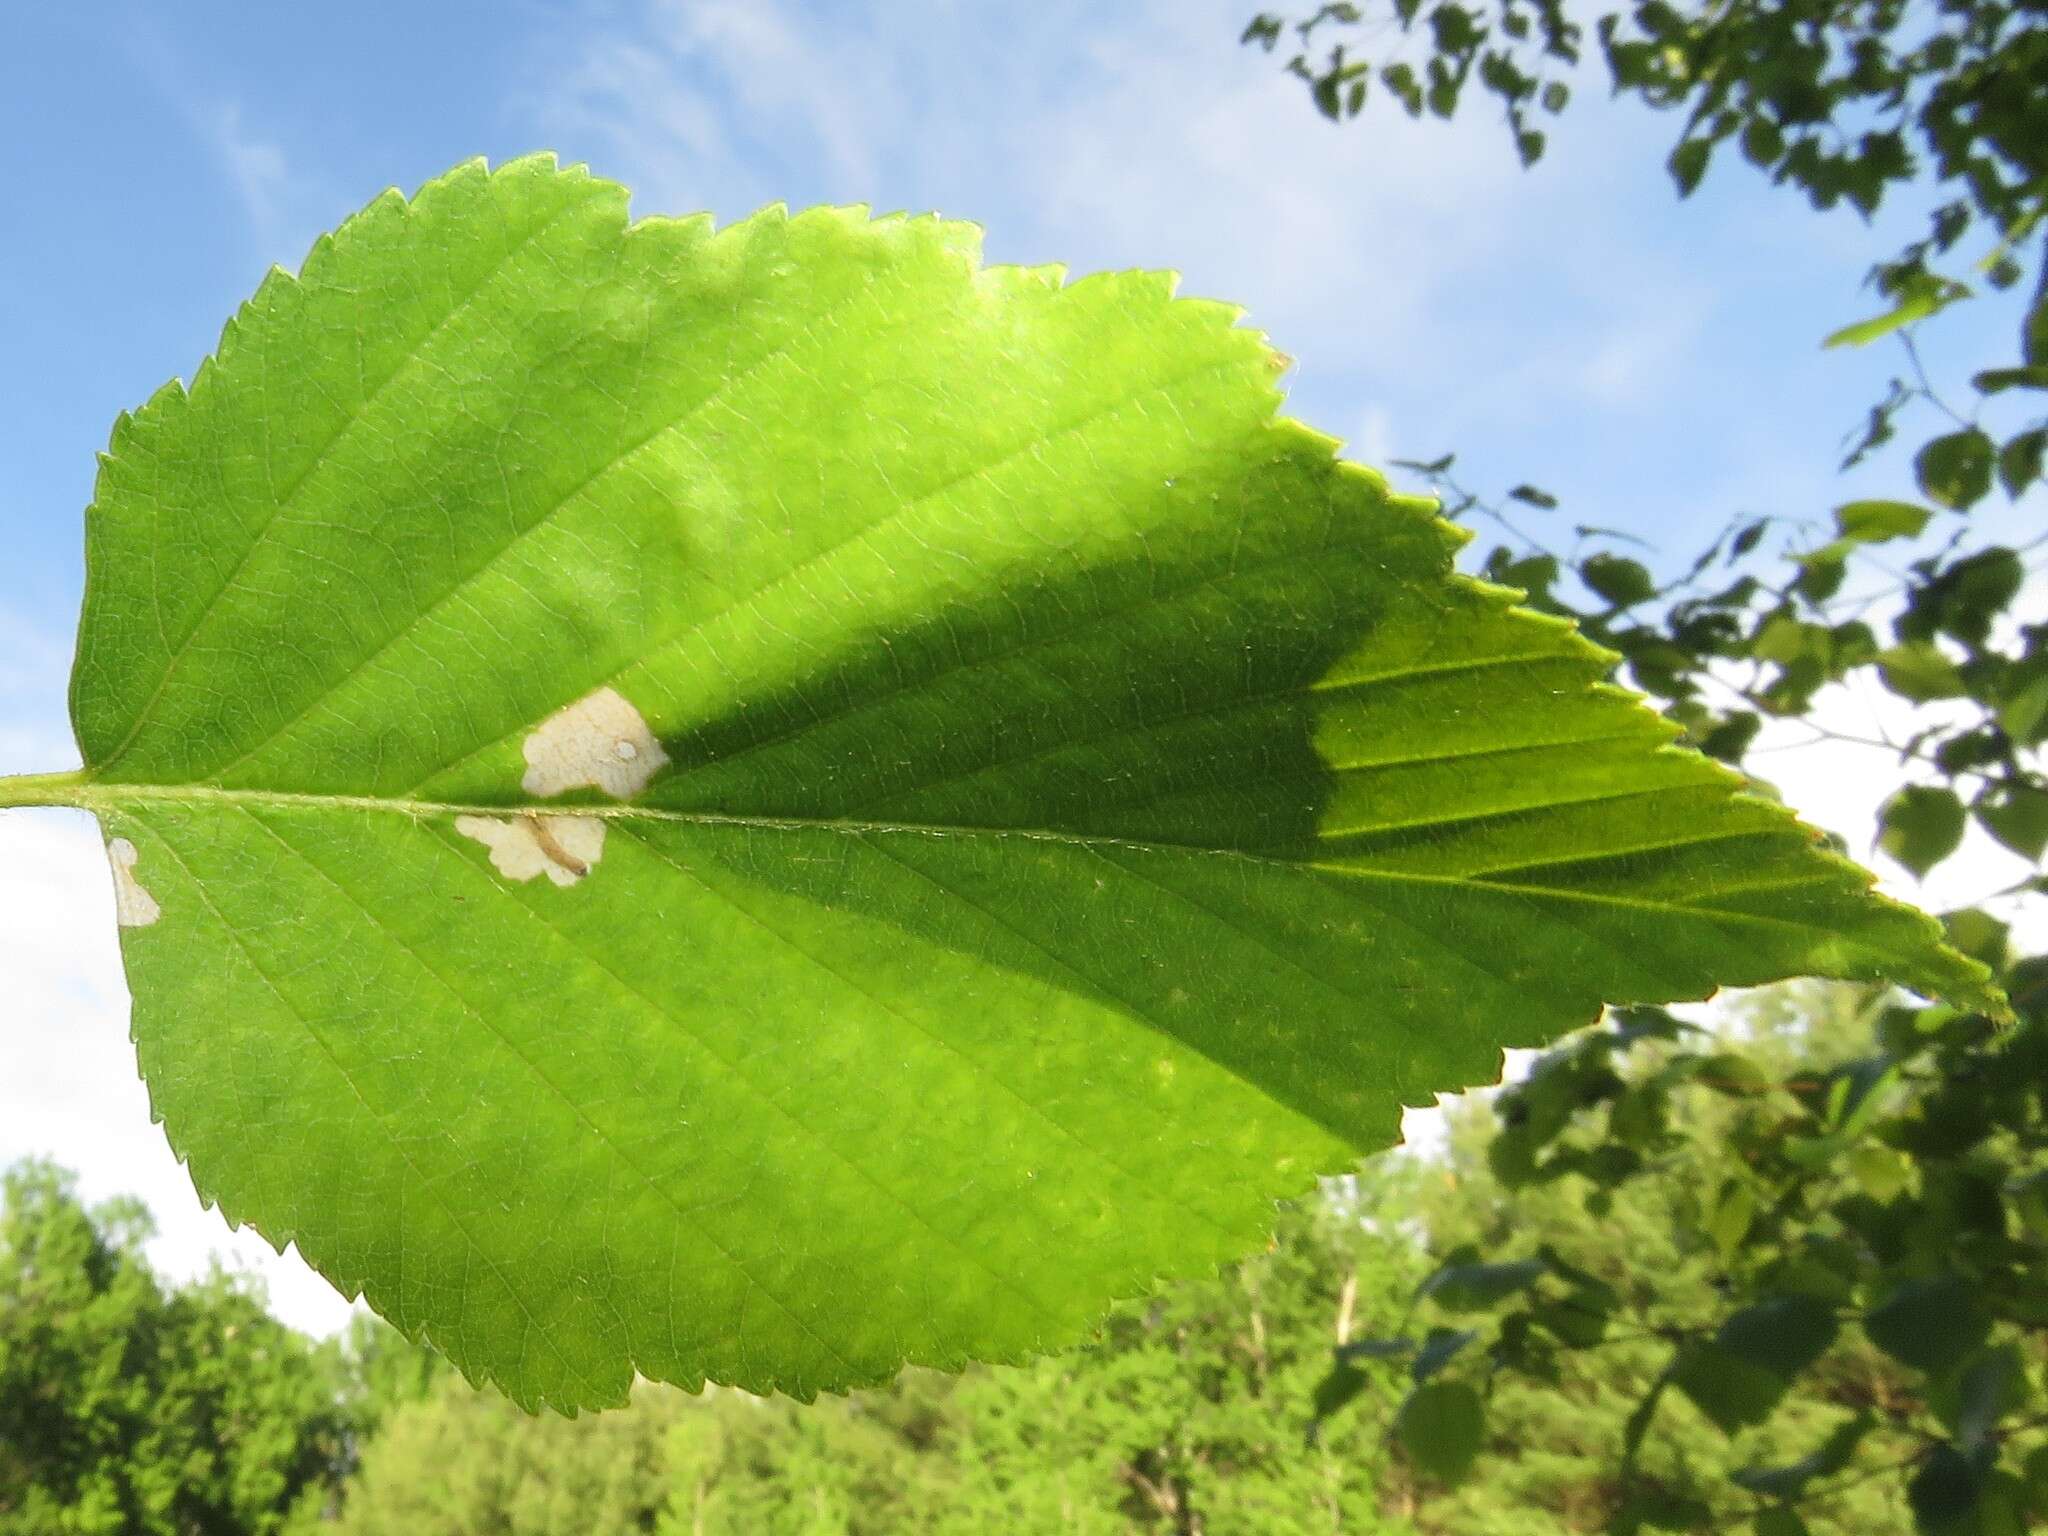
(0, 0), (2035, 1331)
(4, 0), (2021, 643)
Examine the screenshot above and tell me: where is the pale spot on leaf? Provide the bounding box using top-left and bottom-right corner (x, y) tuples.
(107, 838), (161, 928)
(455, 814), (607, 887)
(521, 688), (668, 799)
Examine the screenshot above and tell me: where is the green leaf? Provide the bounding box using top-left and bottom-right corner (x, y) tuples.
(1915, 430), (1997, 511)
(1719, 1294), (1841, 1377)
(1669, 139), (1711, 196)
(1728, 518), (1769, 557)
(1824, 274), (1972, 349)
(1580, 552), (1657, 608)
(1, 156), (1998, 1410)
(1412, 1325), (1479, 1382)
(2013, 1171), (2048, 1246)
(1880, 786), (1968, 877)
(1952, 1346), (2024, 1451)
(1312, 72), (1344, 121)
(2002, 678), (2048, 745)
(1705, 1180), (1757, 1262)
(1973, 366), (2048, 394)
(1976, 783), (2048, 862)
(1531, 1297), (1609, 1347)
(1311, 1362), (1372, 1427)
(1396, 1380), (1486, 1483)
(1740, 117), (1785, 169)
(1674, 1295), (1839, 1433)
(1420, 1259), (1548, 1311)
(1336, 1336), (1418, 1362)
(1380, 61), (1424, 114)
(1831, 1055), (1889, 1121)
(1690, 1052), (1772, 1096)
(1488, 550), (1560, 601)
(2023, 1444), (2048, 1516)
(1697, 711), (1761, 762)
(1734, 1415), (1871, 1499)
(1754, 1509), (1810, 1536)
(1835, 500), (1933, 543)
(1675, 1345), (1788, 1435)
(1878, 644), (1969, 703)
(1977, 1473), (2029, 1536)
(1941, 908), (2011, 970)
(1902, 548), (2025, 647)
(1866, 1276), (1991, 1375)
(1792, 551), (1847, 602)
(1613, 1488), (1714, 1532)
(1849, 1144), (1911, 1201)
(2001, 428), (2046, 499)
(1910, 1444), (1987, 1535)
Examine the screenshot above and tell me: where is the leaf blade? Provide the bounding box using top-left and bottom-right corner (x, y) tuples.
(60, 156), (1999, 1407)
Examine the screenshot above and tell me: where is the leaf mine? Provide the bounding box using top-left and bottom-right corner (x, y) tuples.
(521, 687), (670, 800)
(105, 837), (160, 928)
(454, 813), (607, 886)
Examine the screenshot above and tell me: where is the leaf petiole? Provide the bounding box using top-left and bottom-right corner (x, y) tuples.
(0, 770), (89, 809)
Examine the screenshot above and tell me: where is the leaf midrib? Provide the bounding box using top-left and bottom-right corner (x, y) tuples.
(75, 779), (1286, 848)
(60, 779), (1870, 937)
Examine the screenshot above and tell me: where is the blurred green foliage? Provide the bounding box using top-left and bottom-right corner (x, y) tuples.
(1334, 982), (2048, 1533)
(1249, 3), (2046, 1527)
(1242, 0), (2044, 253)
(8, 971), (2037, 1534)
(0, 1161), (353, 1535)
(321, 1194), (1429, 1534)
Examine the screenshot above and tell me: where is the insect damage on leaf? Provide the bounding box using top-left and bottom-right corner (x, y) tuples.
(522, 687), (670, 800)
(455, 813), (606, 886)
(104, 837), (160, 927)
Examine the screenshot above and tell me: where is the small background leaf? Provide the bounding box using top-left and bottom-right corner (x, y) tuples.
(1396, 1381), (1486, 1483)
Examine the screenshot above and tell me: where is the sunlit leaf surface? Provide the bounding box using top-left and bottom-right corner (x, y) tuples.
(31, 156), (1993, 1407)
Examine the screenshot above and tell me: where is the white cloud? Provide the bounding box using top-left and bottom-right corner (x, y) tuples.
(206, 101), (295, 259)
(543, 0), (899, 216)
(1348, 403), (1398, 470)
(533, 0), (1643, 393)
(1571, 291), (1711, 411)
(114, 19), (322, 277)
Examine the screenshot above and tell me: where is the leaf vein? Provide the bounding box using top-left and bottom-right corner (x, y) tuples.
(102, 193), (594, 772)
(144, 823), (605, 1402)
(243, 805), (870, 1386)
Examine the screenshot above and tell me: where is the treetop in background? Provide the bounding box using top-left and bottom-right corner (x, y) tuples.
(1243, 0), (2046, 253)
